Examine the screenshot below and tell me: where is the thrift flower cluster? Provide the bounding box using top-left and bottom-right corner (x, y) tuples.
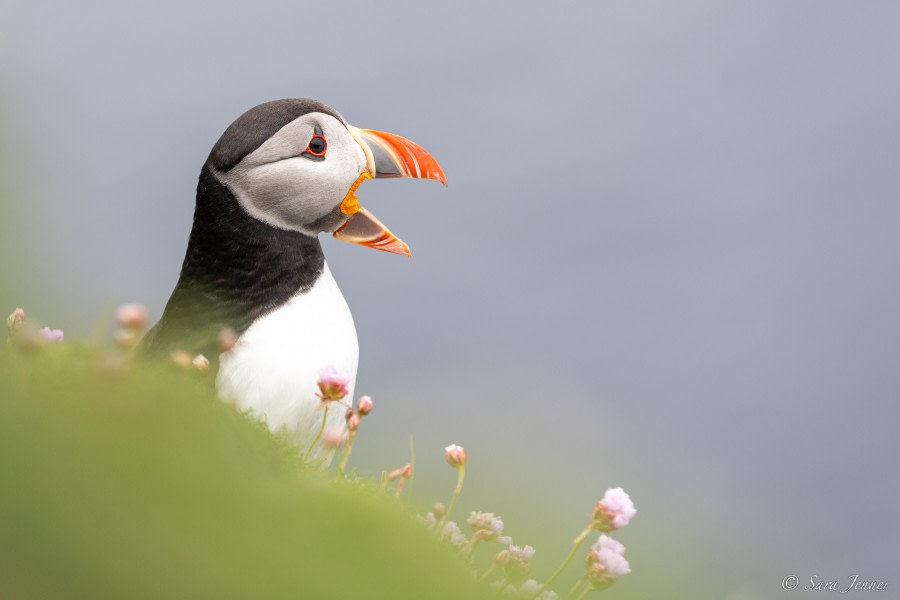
(591, 487), (637, 531)
(39, 327), (64, 342)
(468, 511), (511, 544)
(114, 302), (148, 349)
(424, 441), (637, 598)
(499, 543), (536, 582)
(305, 367), (392, 482)
(585, 535), (631, 589)
(316, 365), (351, 403)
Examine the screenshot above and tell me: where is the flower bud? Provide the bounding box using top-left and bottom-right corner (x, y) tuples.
(356, 395), (373, 416)
(387, 463), (411, 481)
(7, 308), (25, 336)
(444, 444), (467, 468)
(432, 502), (447, 521)
(191, 354), (210, 373)
(218, 327), (237, 353)
(345, 408), (360, 432)
(323, 428), (346, 448)
(170, 350), (193, 369)
(115, 303), (149, 330)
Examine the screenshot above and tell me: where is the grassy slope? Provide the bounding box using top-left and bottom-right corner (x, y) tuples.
(0, 345), (494, 600)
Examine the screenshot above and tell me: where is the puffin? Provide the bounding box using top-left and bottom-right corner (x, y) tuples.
(142, 98), (446, 460)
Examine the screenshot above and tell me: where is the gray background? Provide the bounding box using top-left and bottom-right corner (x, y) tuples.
(2, 1), (898, 596)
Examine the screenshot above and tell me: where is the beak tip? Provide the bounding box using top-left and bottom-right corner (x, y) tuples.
(434, 167), (448, 187)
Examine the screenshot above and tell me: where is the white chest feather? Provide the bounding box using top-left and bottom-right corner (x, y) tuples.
(216, 263), (358, 454)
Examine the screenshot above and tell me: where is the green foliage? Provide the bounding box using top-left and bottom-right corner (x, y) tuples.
(0, 345), (493, 599)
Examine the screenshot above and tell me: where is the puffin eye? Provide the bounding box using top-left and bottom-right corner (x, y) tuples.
(307, 136), (327, 155)
(303, 126), (327, 160)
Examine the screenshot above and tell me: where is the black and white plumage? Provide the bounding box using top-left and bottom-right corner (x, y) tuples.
(143, 99), (446, 459)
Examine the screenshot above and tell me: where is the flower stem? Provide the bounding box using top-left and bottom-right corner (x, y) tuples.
(565, 576), (587, 600)
(477, 561), (498, 583)
(465, 536), (481, 561)
(544, 525), (592, 589)
(574, 584), (593, 600)
(407, 435), (416, 497)
(338, 430), (355, 474)
(302, 403), (330, 463)
(438, 465), (465, 532)
(395, 476), (408, 498)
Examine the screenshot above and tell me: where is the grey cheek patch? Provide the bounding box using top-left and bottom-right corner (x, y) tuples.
(211, 165), (317, 236)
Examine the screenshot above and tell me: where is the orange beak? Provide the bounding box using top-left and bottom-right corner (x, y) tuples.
(333, 127), (447, 257)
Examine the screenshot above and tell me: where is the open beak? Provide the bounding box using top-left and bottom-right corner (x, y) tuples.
(333, 127), (447, 257)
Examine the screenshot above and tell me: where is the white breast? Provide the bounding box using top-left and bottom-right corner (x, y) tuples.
(216, 262), (358, 459)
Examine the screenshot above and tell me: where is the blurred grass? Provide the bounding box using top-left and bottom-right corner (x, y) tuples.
(0, 344), (497, 600)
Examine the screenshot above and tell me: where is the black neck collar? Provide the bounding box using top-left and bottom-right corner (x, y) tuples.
(144, 164), (325, 356)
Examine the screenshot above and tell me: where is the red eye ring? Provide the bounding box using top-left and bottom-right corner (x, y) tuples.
(306, 134), (327, 157)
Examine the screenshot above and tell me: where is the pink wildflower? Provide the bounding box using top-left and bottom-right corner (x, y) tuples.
(39, 327), (64, 342)
(115, 303), (149, 329)
(501, 544), (536, 581)
(591, 487), (636, 531)
(585, 534), (631, 589)
(323, 428), (346, 449)
(467, 511), (509, 543)
(316, 366), (350, 402)
(439, 520), (468, 550)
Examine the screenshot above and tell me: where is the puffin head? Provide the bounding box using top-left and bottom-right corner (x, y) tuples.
(207, 98), (446, 257)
